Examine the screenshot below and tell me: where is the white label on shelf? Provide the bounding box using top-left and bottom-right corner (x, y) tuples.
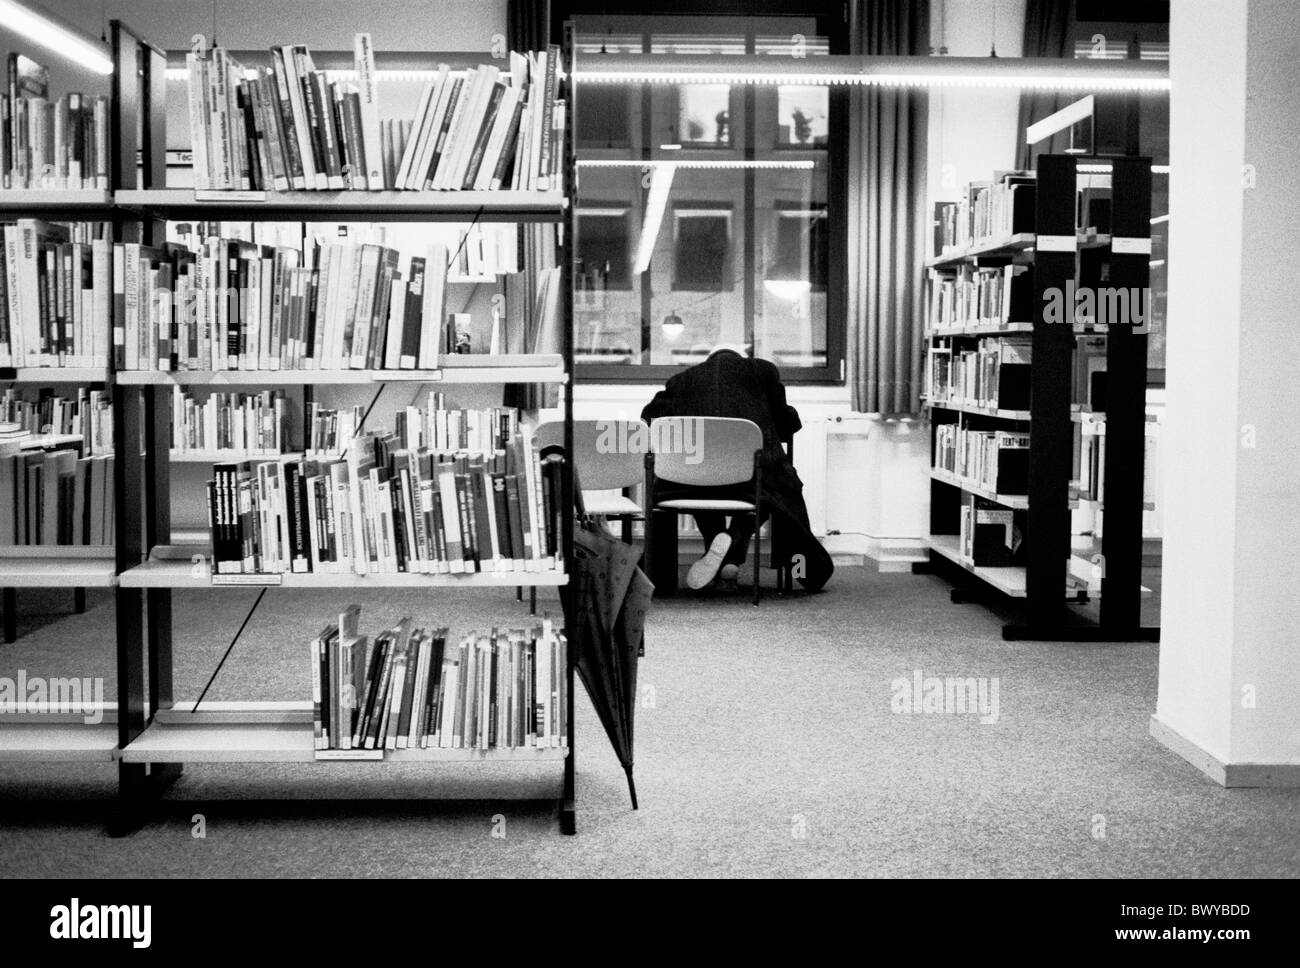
(374, 370), (443, 382)
(194, 190), (268, 203)
(1036, 234), (1077, 252)
(316, 749), (385, 761)
(1111, 236), (1153, 255)
(212, 573), (283, 587)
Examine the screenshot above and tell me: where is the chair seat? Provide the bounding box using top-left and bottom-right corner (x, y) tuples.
(583, 492), (642, 516)
(656, 498), (757, 512)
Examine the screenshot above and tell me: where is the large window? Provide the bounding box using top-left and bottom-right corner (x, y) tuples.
(559, 3), (847, 382)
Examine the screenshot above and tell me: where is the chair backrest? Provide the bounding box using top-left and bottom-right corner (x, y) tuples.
(534, 419), (646, 491)
(648, 416), (761, 487)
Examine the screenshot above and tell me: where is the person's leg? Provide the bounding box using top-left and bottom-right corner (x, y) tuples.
(723, 510), (765, 565)
(686, 510), (732, 590)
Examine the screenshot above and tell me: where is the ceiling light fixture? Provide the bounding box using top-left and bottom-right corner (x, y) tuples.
(0, 0), (114, 75)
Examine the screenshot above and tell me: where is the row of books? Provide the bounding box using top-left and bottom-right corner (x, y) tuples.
(928, 338), (1032, 411)
(306, 397), (518, 461)
(114, 233), (562, 372)
(3, 54), (110, 191)
(1, 387), (112, 456)
(934, 425), (1030, 496)
(1073, 422), (1107, 503)
(958, 494), (1023, 567)
(389, 48), (566, 193)
(0, 221), (112, 368)
(206, 418), (564, 576)
(929, 263), (1034, 330)
(933, 171), (1036, 255)
(185, 37), (564, 193)
(171, 386), (288, 456)
(0, 448), (115, 546)
(312, 606), (568, 754)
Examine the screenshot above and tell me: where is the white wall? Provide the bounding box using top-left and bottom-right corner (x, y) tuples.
(1154, 0), (1300, 780)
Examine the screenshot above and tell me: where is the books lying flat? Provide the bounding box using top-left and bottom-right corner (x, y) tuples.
(312, 605), (568, 755)
(1, 386), (111, 456)
(205, 400), (564, 577)
(185, 38), (565, 193)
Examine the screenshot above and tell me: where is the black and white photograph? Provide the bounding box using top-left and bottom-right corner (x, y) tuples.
(0, 0), (1292, 939)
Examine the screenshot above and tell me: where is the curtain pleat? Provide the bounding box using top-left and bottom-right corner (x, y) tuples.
(1015, 0), (1077, 169)
(850, 0), (929, 415)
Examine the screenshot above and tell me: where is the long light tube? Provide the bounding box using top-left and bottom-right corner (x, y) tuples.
(0, 0), (114, 75)
(633, 164), (676, 275)
(573, 54), (1169, 92)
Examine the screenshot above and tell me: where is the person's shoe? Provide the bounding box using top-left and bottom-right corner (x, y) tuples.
(686, 534), (732, 590)
(719, 563), (740, 582)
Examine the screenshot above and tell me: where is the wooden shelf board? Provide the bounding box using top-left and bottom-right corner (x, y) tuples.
(929, 468), (1029, 509)
(114, 189), (567, 222)
(928, 321), (1034, 338)
(118, 558), (566, 589)
(928, 534), (1027, 598)
(121, 715), (568, 764)
(927, 232), (1036, 268)
(0, 556), (116, 587)
(17, 434), (83, 450)
(170, 451), (302, 463)
(0, 368), (108, 384)
(0, 723), (118, 762)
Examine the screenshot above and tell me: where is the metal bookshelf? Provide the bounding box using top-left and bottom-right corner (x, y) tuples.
(918, 154), (1159, 642)
(89, 24), (578, 833)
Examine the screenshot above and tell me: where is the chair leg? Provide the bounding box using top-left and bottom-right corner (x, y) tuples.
(752, 513), (761, 607)
(622, 516), (632, 545)
(529, 586), (537, 616)
(516, 586), (523, 603)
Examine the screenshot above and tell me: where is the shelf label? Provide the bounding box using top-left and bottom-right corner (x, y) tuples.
(194, 190), (267, 203)
(211, 573), (283, 587)
(376, 370), (442, 381)
(1036, 234), (1077, 252)
(1111, 236), (1153, 256)
(315, 749), (384, 760)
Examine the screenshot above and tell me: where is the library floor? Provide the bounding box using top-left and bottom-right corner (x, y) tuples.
(1, 564), (1297, 879)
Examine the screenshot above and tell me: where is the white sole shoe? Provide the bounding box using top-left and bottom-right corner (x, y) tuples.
(687, 534), (733, 590)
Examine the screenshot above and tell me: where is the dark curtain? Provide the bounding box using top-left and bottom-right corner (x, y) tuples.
(507, 0), (551, 51)
(1015, 0), (1077, 169)
(848, 0), (929, 415)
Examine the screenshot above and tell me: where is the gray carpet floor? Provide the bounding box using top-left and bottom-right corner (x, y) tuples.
(1, 565), (1296, 878)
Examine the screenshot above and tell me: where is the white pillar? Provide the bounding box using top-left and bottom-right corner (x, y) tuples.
(1153, 0), (1300, 785)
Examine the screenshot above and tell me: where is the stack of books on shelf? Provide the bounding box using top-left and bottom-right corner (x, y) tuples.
(304, 401), (360, 458)
(1072, 421), (1106, 504)
(958, 493), (1023, 567)
(932, 171), (1036, 255)
(205, 400), (564, 577)
(934, 424), (1030, 496)
(1, 387), (112, 454)
(185, 36), (565, 193)
(171, 386), (288, 456)
(928, 337), (1032, 410)
(0, 446), (114, 545)
(3, 54), (110, 191)
(113, 231), (562, 371)
(1, 220), (112, 368)
(929, 263), (1034, 330)
(312, 605), (568, 757)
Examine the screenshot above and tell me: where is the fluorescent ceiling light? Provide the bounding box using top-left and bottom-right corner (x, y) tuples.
(763, 279), (812, 300)
(578, 159), (816, 170)
(1078, 163), (1170, 175)
(573, 54), (1169, 92)
(633, 164), (676, 275)
(1025, 95), (1095, 145)
(1150, 214), (1169, 225)
(0, 0), (114, 75)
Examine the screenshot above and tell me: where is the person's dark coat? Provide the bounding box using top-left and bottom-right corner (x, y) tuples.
(640, 350), (833, 591)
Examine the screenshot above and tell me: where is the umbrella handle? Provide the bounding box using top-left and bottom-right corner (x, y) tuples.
(625, 766), (638, 811)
